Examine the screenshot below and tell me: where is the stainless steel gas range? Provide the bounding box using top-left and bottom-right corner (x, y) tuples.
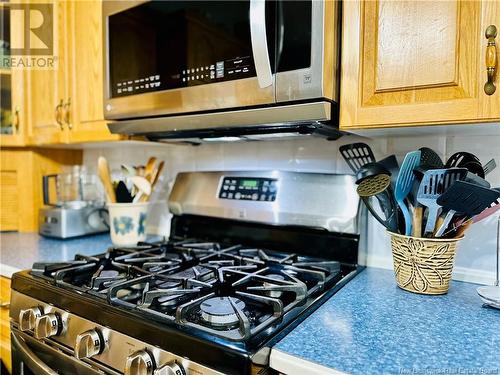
(9, 171), (366, 375)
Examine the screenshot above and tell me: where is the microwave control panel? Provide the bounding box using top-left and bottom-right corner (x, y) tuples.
(113, 56), (254, 98)
(181, 56), (253, 84)
(219, 177), (278, 202)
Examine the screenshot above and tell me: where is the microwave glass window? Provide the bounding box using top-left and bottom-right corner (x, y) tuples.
(277, 1), (312, 72)
(108, 1), (276, 98)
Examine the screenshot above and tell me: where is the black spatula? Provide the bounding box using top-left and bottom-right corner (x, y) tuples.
(379, 154), (399, 188)
(419, 147), (444, 168)
(115, 181), (133, 203)
(339, 143), (376, 173)
(445, 151), (480, 168)
(434, 181), (500, 237)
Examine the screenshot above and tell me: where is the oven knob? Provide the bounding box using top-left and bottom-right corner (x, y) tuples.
(125, 350), (155, 375)
(34, 313), (62, 339)
(19, 306), (43, 331)
(154, 362), (186, 375)
(75, 329), (104, 359)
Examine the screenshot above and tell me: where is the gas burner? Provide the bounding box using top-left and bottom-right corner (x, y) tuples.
(200, 297), (246, 328)
(263, 274), (285, 297)
(89, 265), (128, 290)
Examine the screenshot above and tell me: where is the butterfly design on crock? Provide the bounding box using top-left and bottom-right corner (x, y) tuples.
(113, 216), (134, 235)
(138, 212), (146, 235)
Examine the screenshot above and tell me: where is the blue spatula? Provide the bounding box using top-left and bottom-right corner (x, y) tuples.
(394, 151), (421, 235)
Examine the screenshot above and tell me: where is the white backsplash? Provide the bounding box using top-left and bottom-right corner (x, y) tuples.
(83, 133), (500, 285)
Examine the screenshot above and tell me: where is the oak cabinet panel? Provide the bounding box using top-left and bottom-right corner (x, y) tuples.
(19, 0), (119, 145)
(65, 0), (120, 143)
(27, 0), (68, 145)
(0, 2), (29, 147)
(340, 0), (500, 129)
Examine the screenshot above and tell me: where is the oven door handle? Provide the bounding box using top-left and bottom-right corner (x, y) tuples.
(11, 331), (58, 375)
(250, 0), (273, 88)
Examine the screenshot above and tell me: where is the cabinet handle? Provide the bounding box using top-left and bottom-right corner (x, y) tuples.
(0, 301), (9, 308)
(484, 25), (497, 96)
(63, 98), (72, 130)
(14, 106), (20, 133)
(55, 99), (64, 130)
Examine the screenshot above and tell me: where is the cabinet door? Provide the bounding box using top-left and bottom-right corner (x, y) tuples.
(340, 0), (500, 129)
(66, 0), (120, 143)
(27, 0), (68, 144)
(0, 2), (28, 147)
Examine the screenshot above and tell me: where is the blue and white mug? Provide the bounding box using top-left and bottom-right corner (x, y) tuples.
(107, 202), (149, 246)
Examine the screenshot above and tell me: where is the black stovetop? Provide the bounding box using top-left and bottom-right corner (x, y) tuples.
(12, 215), (361, 373)
(31, 239), (345, 342)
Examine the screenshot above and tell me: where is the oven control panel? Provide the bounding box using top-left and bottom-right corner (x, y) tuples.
(219, 177), (277, 202)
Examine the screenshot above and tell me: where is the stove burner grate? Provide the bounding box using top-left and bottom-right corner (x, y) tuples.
(31, 239), (344, 341)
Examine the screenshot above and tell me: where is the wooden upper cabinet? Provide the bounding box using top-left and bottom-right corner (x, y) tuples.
(340, 0), (500, 129)
(0, 1), (28, 147)
(20, 0), (118, 145)
(27, 0), (68, 144)
(65, 0), (119, 143)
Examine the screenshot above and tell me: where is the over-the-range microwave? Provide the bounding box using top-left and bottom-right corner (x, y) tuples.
(103, 0), (342, 144)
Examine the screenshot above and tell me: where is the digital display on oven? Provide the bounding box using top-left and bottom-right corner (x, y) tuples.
(219, 177), (278, 202)
(241, 180), (258, 188)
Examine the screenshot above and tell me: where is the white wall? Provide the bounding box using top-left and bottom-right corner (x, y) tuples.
(83, 133), (500, 285)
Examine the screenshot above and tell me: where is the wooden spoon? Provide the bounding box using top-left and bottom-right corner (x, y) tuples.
(144, 157), (157, 182)
(150, 161), (164, 189)
(140, 161), (165, 202)
(130, 176), (151, 203)
(98, 156), (116, 203)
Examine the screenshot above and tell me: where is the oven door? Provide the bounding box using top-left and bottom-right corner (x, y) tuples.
(11, 329), (114, 375)
(103, 0), (277, 120)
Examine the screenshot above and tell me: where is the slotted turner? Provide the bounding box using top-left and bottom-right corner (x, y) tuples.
(411, 151), (444, 237)
(442, 192), (500, 237)
(419, 147), (444, 168)
(339, 143), (375, 173)
(417, 168), (468, 236)
(394, 151), (421, 235)
(435, 181), (500, 237)
(484, 158), (497, 176)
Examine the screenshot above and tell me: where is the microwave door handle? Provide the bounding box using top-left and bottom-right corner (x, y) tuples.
(250, 0), (273, 88)
(277, 1), (284, 62)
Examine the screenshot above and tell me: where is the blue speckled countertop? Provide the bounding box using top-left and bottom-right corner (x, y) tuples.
(0, 232), (113, 277)
(2, 235), (499, 374)
(271, 268), (500, 375)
